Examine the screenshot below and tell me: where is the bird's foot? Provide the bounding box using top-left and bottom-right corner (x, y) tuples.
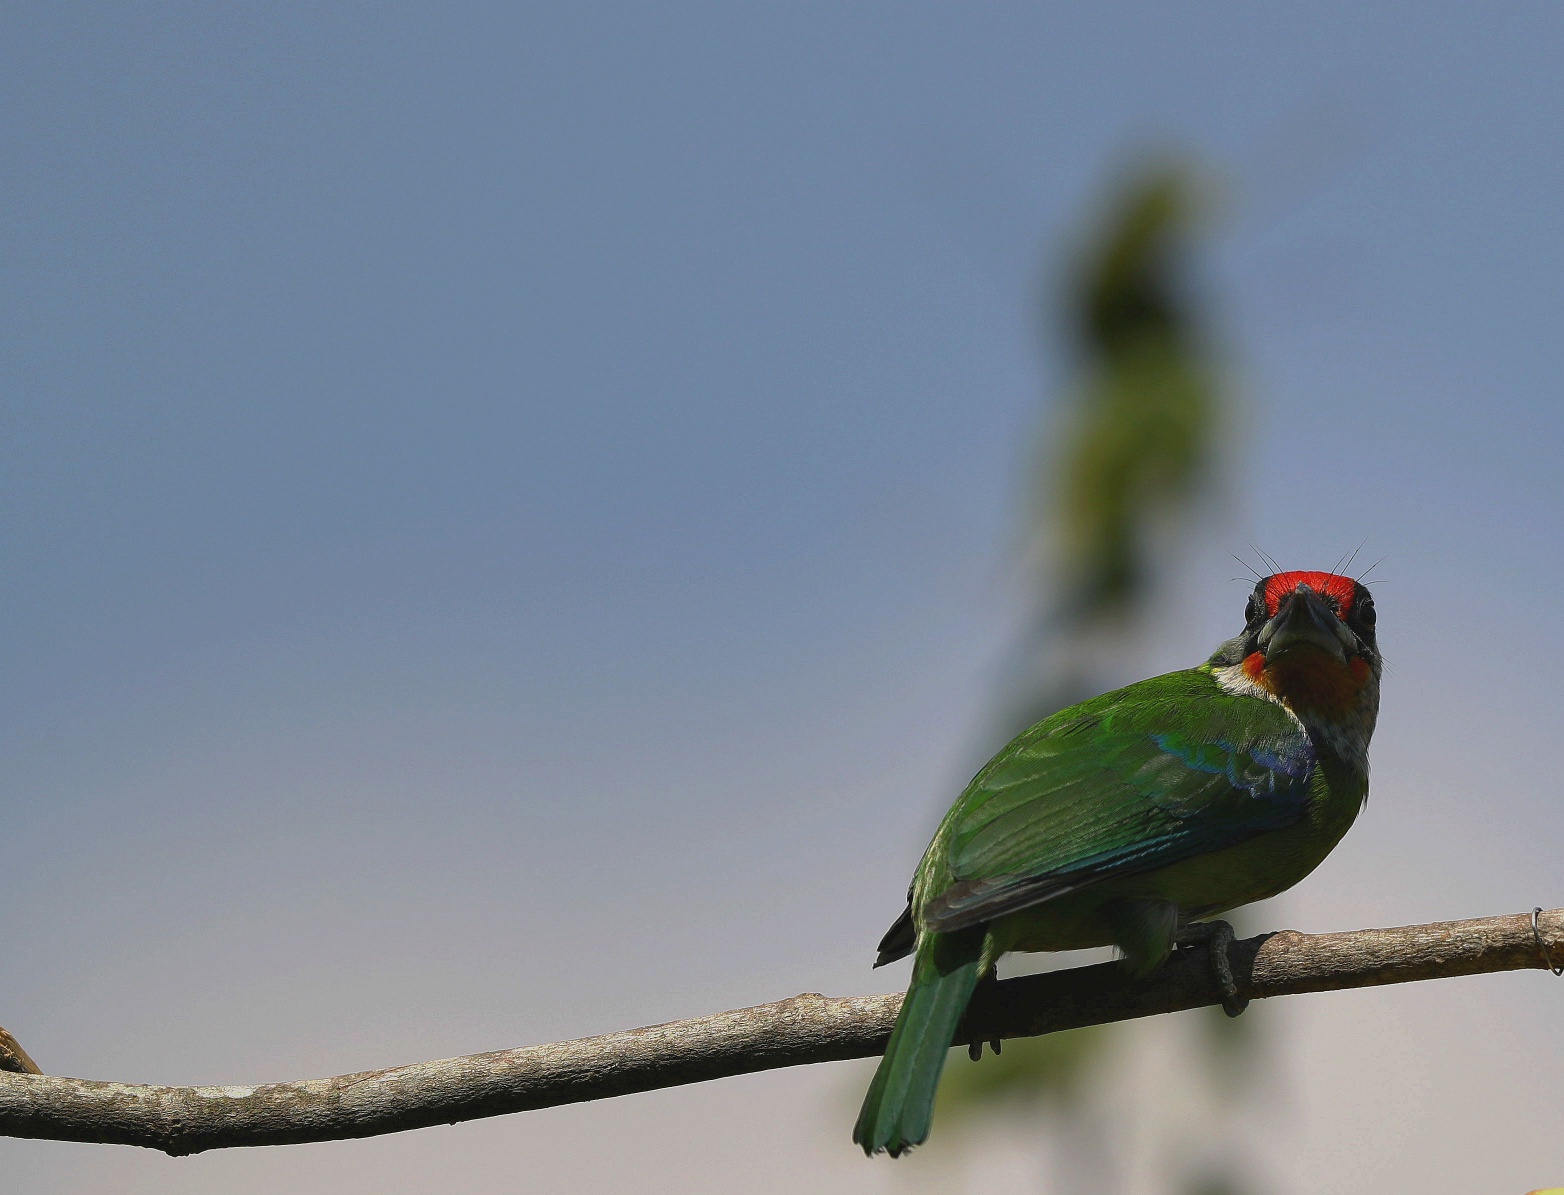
(1177, 919), (1248, 1017)
(966, 1038), (1003, 1062)
(966, 970), (1003, 1060)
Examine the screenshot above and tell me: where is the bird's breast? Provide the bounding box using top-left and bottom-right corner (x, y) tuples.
(1243, 648), (1371, 720)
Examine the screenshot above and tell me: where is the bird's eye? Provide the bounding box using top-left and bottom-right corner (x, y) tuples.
(1358, 600), (1376, 629)
(1245, 595), (1263, 624)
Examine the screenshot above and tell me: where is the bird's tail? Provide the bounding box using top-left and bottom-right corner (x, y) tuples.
(852, 928), (984, 1158)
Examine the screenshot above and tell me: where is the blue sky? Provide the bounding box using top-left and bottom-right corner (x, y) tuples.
(3, 5), (1562, 1192)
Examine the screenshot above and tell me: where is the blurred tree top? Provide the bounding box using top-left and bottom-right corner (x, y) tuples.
(1046, 163), (1217, 628)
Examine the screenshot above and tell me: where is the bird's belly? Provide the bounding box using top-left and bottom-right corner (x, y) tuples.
(992, 807), (1358, 957)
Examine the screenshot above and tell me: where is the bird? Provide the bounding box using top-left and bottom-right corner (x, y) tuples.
(854, 569), (1381, 1157)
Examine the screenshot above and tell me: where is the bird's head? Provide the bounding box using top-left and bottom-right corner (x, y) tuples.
(1211, 570), (1381, 730)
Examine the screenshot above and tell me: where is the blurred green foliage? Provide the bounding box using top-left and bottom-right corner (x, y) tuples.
(936, 1025), (1113, 1117)
(1049, 166), (1217, 625)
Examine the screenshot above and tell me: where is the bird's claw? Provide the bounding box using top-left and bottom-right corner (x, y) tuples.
(1178, 919), (1249, 1017)
(966, 1038), (1003, 1062)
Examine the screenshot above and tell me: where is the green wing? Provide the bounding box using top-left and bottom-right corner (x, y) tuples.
(920, 670), (1316, 934)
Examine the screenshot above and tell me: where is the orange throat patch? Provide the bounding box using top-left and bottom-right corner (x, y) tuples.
(1243, 648), (1370, 718)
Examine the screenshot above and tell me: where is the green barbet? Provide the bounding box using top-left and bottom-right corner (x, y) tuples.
(855, 570), (1381, 1157)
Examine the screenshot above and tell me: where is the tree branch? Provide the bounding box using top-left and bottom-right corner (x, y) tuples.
(1, 907), (1558, 1155)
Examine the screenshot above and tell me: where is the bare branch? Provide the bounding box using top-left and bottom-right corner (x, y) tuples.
(1, 907), (1559, 1155)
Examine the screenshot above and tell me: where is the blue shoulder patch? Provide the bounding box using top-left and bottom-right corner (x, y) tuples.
(1149, 732), (1315, 805)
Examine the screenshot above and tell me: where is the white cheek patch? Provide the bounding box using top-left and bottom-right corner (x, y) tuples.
(1212, 661), (1276, 704)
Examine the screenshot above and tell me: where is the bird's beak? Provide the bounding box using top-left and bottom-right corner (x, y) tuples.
(1257, 585), (1352, 664)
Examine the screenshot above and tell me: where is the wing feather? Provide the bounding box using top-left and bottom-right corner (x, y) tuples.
(920, 672), (1315, 933)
